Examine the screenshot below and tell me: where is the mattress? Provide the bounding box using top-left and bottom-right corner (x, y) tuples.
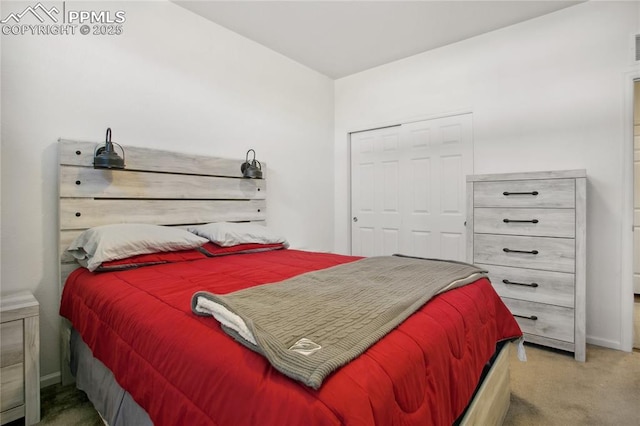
(60, 249), (522, 426)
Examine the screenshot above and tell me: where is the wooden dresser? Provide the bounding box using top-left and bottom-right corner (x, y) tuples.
(466, 170), (586, 361)
(0, 292), (40, 425)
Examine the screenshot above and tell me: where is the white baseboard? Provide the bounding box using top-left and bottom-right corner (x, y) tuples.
(586, 335), (623, 351)
(41, 371), (62, 389)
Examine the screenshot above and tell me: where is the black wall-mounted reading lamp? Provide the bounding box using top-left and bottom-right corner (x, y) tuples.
(241, 149), (262, 179)
(93, 128), (125, 169)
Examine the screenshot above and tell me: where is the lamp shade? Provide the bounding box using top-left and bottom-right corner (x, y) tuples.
(94, 128), (125, 169)
(241, 149), (262, 179)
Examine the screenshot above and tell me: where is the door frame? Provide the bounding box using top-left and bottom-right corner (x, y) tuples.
(347, 110), (474, 256)
(621, 71), (639, 352)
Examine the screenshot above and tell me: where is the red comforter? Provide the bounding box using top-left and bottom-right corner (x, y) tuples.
(60, 249), (521, 426)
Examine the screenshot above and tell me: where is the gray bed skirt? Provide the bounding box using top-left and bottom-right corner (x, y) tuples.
(70, 328), (153, 426)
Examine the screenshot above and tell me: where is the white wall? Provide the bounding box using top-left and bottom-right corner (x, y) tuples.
(334, 1), (639, 351)
(1, 1), (334, 382)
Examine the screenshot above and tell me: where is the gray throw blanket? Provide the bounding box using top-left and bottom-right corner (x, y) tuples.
(192, 255), (486, 389)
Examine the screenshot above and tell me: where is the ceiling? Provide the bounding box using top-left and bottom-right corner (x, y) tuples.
(173, 1), (583, 79)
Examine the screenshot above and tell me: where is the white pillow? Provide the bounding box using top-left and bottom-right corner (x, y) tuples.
(67, 224), (208, 272)
(187, 222), (289, 248)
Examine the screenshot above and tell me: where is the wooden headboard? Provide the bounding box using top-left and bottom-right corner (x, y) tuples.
(58, 139), (267, 383)
(58, 139), (267, 287)
(58, 140), (267, 285)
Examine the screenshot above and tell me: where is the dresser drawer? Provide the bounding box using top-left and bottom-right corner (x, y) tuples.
(480, 264), (575, 308)
(1, 321), (23, 367)
(474, 208), (575, 238)
(1, 320), (25, 413)
(473, 179), (575, 208)
(473, 234), (575, 273)
(1, 363), (25, 412)
(502, 297), (574, 343)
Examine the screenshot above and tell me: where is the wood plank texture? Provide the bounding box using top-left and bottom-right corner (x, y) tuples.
(60, 166), (266, 200)
(522, 333), (575, 353)
(0, 293), (39, 323)
(460, 343), (511, 426)
(479, 264), (575, 308)
(574, 177), (587, 362)
(473, 179), (576, 208)
(0, 363), (24, 412)
(473, 234), (575, 273)
(0, 405), (25, 425)
(23, 316), (40, 425)
(60, 264), (80, 288)
(0, 322), (23, 367)
(60, 198), (266, 230)
(466, 181), (475, 264)
(59, 139), (267, 179)
(474, 207), (575, 238)
(466, 169), (586, 182)
(502, 297), (574, 343)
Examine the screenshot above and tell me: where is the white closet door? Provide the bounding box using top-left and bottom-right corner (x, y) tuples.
(351, 126), (402, 257)
(400, 114), (473, 260)
(351, 114), (473, 260)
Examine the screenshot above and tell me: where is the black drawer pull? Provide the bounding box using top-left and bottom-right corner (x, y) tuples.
(503, 248), (539, 255)
(513, 314), (538, 321)
(503, 279), (539, 288)
(503, 191), (539, 196)
(503, 218), (539, 224)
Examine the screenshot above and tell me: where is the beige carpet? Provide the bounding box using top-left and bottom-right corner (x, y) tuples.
(7, 343), (640, 425)
(505, 343), (640, 425)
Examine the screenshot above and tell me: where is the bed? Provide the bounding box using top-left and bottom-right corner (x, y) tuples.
(57, 139), (522, 426)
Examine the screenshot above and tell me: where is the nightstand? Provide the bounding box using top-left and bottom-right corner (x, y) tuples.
(0, 292), (40, 425)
